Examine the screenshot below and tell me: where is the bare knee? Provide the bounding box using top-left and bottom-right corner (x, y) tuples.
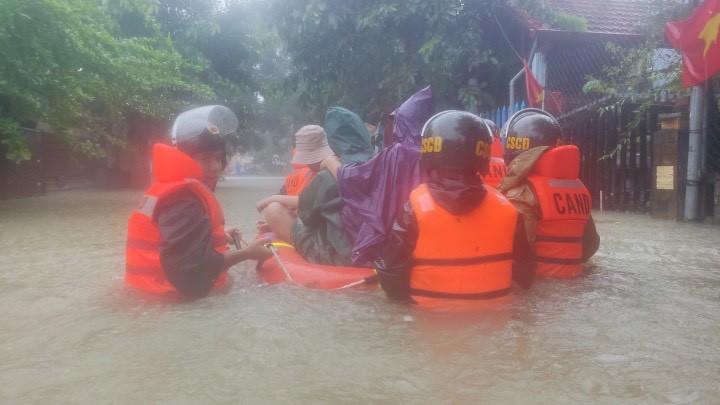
(264, 202), (294, 241)
(264, 201), (289, 222)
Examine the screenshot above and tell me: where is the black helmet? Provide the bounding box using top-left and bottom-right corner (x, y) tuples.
(420, 110), (493, 175)
(482, 118), (501, 139)
(171, 105), (238, 166)
(501, 108), (562, 163)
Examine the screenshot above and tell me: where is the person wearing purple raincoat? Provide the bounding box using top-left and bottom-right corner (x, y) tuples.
(325, 86), (435, 267)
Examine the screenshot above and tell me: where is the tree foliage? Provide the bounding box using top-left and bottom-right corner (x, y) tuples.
(581, 0), (691, 150)
(582, 0), (689, 99)
(268, 0), (525, 121)
(0, 0), (215, 163)
(0, 0), (590, 166)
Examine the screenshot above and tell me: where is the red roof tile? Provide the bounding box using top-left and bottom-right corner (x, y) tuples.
(518, 0), (654, 35)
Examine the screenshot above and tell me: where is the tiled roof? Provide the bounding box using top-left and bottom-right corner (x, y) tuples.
(518, 0), (653, 35)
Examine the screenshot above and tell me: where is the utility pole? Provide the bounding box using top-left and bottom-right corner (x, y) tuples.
(683, 0), (706, 221)
(685, 86), (705, 221)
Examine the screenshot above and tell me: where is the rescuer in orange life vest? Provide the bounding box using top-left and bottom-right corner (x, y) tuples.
(125, 105), (272, 297)
(497, 108), (600, 278)
(373, 110), (535, 304)
(480, 118), (507, 188)
(255, 125), (335, 230)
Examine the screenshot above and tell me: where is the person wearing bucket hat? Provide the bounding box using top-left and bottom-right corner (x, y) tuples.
(292, 125), (335, 165)
(125, 105), (272, 298)
(257, 107), (374, 266)
(276, 125), (335, 198)
(255, 125), (335, 218)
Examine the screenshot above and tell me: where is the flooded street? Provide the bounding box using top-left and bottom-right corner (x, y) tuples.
(1, 177), (719, 403)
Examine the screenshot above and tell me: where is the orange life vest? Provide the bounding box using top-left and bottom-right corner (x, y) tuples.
(482, 157), (507, 188)
(285, 166), (315, 196)
(125, 144), (229, 294)
(408, 184), (518, 303)
(480, 138), (506, 188)
(527, 145), (591, 278)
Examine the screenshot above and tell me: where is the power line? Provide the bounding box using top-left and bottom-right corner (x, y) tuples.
(494, 15), (524, 63)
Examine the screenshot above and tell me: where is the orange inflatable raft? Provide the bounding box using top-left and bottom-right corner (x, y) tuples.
(255, 235), (379, 291)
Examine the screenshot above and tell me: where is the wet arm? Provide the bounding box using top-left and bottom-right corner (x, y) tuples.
(511, 214), (536, 289)
(581, 216), (600, 262)
(503, 184), (540, 248)
(372, 202), (418, 302)
(257, 195), (299, 212)
(223, 237), (272, 268)
(223, 247), (262, 268)
(274, 195), (299, 208)
(157, 195), (225, 297)
(320, 156), (341, 180)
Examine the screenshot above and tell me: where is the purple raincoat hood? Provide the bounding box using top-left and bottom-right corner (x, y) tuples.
(337, 86), (435, 266)
(390, 85), (433, 146)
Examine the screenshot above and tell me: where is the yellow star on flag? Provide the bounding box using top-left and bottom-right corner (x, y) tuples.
(699, 10), (720, 57)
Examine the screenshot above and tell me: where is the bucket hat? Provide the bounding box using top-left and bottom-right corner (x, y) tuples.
(291, 125), (335, 165)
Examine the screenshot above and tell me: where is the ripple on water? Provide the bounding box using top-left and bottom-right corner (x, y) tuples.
(0, 186), (719, 402)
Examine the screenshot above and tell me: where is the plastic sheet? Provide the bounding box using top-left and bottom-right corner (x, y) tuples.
(324, 107), (374, 164)
(338, 86), (434, 266)
(292, 107), (375, 266)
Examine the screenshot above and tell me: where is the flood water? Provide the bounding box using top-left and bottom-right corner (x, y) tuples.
(1, 177), (719, 403)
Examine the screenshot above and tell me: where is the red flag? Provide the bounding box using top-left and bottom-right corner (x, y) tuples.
(665, 0), (720, 87)
(546, 91), (566, 116)
(524, 60), (544, 108)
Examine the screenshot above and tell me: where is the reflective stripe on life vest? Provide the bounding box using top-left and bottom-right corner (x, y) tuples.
(285, 167), (315, 196)
(126, 178), (229, 294)
(408, 184), (518, 303)
(528, 145), (590, 278)
(126, 146), (229, 294)
(480, 138), (506, 188)
(481, 158), (507, 189)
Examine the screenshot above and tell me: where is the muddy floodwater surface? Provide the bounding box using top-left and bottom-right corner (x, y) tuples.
(1, 177), (719, 403)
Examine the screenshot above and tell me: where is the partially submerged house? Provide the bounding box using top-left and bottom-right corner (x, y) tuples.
(491, 0), (720, 223)
(497, 0), (653, 116)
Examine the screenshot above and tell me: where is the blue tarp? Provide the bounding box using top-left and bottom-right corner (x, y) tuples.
(337, 86), (435, 266)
